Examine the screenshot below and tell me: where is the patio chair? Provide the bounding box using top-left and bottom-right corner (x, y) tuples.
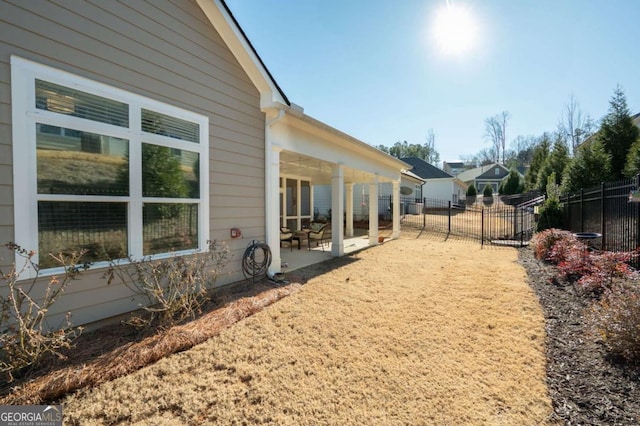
(280, 227), (294, 251)
(307, 222), (330, 251)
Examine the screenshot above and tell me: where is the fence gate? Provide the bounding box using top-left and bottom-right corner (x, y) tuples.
(378, 195), (541, 246)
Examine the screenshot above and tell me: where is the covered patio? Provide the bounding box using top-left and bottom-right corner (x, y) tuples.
(264, 103), (409, 274)
(279, 232), (373, 272)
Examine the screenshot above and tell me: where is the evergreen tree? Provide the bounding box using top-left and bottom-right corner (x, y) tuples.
(501, 169), (524, 195)
(524, 135), (551, 191)
(598, 85), (640, 179)
(380, 138), (441, 165)
(536, 172), (564, 231)
(562, 140), (612, 193)
(624, 138), (640, 178)
(535, 137), (570, 194)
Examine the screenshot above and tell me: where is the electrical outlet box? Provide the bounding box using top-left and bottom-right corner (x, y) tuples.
(230, 228), (241, 239)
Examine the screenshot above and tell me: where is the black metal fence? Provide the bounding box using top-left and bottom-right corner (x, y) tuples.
(378, 195), (537, 246)
(560, 175), (640, 253)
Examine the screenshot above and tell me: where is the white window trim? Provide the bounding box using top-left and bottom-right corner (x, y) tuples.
(11, 56), (209, 278)
(280, 174), (313, 230)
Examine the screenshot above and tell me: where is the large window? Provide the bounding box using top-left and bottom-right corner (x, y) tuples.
(11, 57), (209, 275)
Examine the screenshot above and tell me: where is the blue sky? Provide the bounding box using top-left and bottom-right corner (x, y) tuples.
(225, 0), (640, 164)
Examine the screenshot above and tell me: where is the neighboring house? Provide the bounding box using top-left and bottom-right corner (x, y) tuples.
(400, 157), (467, 203)
(1, 0), (408, 327)
(474, 164), (513, 194)
(457, 163), (515, 194)
(442, 161), (466, 176)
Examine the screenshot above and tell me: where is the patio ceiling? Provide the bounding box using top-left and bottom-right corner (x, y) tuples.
(280, 151), (375, 185)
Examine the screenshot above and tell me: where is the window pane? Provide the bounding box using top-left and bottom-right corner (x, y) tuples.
(142, 109), (199, 143)
(142, 144), (199, 198)
(38, 201), (128, 269)
(36, 80), (129, 127)
(301, 180), (311, 216)
(37, 124), (129, 195)
(286, 179), (297, 216)
(286, 219), (297, 231)
(143, 203), (198, 255)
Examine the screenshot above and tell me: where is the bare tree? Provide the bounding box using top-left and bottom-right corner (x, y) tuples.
(559, 93), (595, 155)
(484, 111), (510, 164)
(474, 147), (497, 166)
(425, 128), (440, 165)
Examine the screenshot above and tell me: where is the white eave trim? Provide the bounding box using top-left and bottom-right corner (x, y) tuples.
(195, 0), (287, 109)
(283, 111), (410, 171)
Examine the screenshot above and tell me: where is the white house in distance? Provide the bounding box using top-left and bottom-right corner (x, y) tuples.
(400, 157), (467, 204)
(313, 170), (424, 221)
(1, 0), (409, 327)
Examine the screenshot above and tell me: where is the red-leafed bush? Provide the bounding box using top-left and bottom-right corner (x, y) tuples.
(549, 235), (587, 266)
(531, 228), (577, 262)
(587, 283), (640, 363)
(576, 251), (638, 294)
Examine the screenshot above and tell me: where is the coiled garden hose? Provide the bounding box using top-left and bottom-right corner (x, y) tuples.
(242, 241), (272, 283)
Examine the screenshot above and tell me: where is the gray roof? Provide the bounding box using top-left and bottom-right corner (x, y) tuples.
(400, 157), (453, 179)
(444, 161), (465, 168)
(476, 164), (510, 180)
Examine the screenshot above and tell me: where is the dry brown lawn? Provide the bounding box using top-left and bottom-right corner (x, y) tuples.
(63, 232), (552, 425)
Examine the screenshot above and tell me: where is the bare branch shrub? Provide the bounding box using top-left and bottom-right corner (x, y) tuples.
(0, 243), (87, 382)
(587, 283), (640, 363)
(105, 241), (229, 328)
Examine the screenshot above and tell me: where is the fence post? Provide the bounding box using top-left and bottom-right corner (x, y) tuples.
(580, 189), (584, 232)
(448, 200), (452, 234)
(637, 175), (640, 251)
(481, 207), (484, 247)
(423, 197), (426, 229)
(520, 206), (524, 247)
(601, 182), (606, 250)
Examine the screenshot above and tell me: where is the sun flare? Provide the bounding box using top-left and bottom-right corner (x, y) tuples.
(432, 2), (478, 56)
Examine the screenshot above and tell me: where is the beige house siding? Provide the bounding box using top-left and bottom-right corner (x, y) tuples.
(0, 0), (265, 326)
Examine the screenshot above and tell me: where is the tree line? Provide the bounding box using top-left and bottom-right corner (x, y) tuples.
(375, 85), (640, 199)
(527, 85), (639, 195)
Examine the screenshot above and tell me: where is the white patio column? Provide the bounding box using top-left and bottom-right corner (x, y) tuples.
(345, 183), (354, 237)
(369, 177), (379, 245)
(392, 180), (401, 238)
(331, 164), (345, 256)
(266, 146), (282, 274)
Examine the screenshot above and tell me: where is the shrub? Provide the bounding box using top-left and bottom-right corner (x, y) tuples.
(1, 243), (88, 382)
(536, 172), (564, 232)
(466, 184), (477, 197)
(531, 228), (576, 262)
(587, 283), (640, 362)
(576, 251), (638, 294)
(105, 240), (229, 328)
(482, 184), (493, 197)
(551, 244), (638, 294)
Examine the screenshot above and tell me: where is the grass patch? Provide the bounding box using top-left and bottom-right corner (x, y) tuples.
(61, 234), (552, 424)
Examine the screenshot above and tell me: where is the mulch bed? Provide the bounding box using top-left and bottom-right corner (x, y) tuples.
(518, 247), (640, 425)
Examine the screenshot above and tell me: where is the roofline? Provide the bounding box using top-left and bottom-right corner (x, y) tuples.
(218, 0), (290, 106)
(402, 170), (425, 183)
(294, 111), (411, 171)
(196, 0), (289, 108)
